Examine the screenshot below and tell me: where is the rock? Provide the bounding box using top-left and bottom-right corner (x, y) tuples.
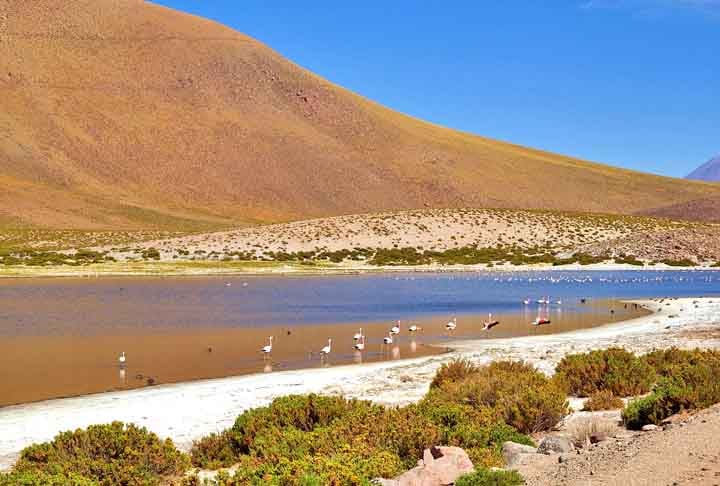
(377, 446), (474, 486)
(502, 441), (538, 467)
(538, 436), (574, 454)
(641, 424), (659, 432)
(589, 432), (608, 444)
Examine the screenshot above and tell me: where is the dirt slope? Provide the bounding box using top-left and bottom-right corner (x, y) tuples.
(2, 0), (719, 229)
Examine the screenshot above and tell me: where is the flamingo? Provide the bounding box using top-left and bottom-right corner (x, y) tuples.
(383, 334), (394, 344)
(555, 299), (563, 305)
(118, 352), (126, 367)
(261, 336), (273, 355)
(532, 316), (551, 326)
(320, 338), (332, 356)
(353, 335), (365, 351)
(408, 324), (421, 333)
(483, 313), (499, 331)
(523, 298), (530, 305)
(390, 321), (400, 335)
(445, 317), (457, 331)
(353, 328), (363, 341)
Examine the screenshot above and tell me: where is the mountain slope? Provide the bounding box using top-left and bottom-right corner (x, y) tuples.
(687, 156), (720, 182)
(1, 0), (720, 229)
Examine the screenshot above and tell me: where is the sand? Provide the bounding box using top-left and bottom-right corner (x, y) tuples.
(1, 297), (719, 471)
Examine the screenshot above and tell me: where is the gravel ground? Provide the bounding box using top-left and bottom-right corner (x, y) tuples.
(519, 404), (720, 486)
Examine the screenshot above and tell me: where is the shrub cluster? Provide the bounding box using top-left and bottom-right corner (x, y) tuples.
(582, 390), (624, 411)
(6, 422), (188, 485)
(191, 394), (438, 484)
(623, 348), (720, 429)
(555, 348), (655, 397)
(424, 360), (568, 435)
(455, 468), (524, 486)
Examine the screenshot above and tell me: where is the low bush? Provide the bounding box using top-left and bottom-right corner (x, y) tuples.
(0, 470), (97, 486)
(11, 422), (189, 485)
(430, 358), (480, 389)
(555, 348), (655, 397)
(582, 390), (624, 411)
(623, 349), (720, 429)
(455, 468), (524, 486)
(191, 394), (439, 484)
(425, 361), (568, 434)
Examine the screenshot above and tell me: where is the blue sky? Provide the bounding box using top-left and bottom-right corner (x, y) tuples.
(152, 0), (718, 178)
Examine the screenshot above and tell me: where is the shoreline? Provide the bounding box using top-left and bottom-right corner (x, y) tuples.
(1, 297), (719, 470)
(0, 260), (719, 280)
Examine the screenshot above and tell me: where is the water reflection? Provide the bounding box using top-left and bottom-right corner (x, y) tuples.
(410, 340), (417, 353)
(263, 362), (273, 373)
(353, 350), (363, 364)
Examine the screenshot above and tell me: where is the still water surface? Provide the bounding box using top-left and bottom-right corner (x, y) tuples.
(0, 270), (717, 406)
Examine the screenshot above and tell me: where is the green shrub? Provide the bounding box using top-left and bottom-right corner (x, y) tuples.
(555, 348), (655, 397)
(0, 471), (96, 486)
(425, 361), (568, 434)
(192, 394), (439, 484)
(455, 468), (524, 486)
(623, 349), (720, 429)
(582, 390), (624, 411)
(12, 422), (189, 485)
(430, 359), (480, 389)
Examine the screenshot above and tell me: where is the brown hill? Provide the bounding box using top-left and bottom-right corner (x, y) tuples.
(1, 0), (719, 230)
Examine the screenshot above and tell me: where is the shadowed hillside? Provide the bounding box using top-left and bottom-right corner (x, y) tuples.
(1, 0), (719, 229)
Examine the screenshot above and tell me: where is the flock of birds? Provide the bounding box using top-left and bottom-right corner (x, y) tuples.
(116, 296), (562, 366)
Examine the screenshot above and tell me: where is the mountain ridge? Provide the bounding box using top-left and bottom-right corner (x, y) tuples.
(1, 0), (720, 229)
(687, 156), (720, 182)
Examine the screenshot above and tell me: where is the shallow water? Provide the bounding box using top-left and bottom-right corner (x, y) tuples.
(0, 270), (717, 406)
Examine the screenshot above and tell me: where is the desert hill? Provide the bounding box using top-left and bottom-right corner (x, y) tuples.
(2, 0), (720, 230)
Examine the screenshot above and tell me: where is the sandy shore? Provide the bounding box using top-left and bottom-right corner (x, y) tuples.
(1, 260), (718, 279)
(1, 297), (719, 470)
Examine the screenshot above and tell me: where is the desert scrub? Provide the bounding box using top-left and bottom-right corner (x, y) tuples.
(455, 468), (524, 486)
(11, 421), (189, 485)
(430, 358), (480, 389)
(555, 347), (655, 397)
(624, 349), (720, 429)
(190, 394), (438, 483)
(425, 360), (568, 434)
(582, 390), (624, 411)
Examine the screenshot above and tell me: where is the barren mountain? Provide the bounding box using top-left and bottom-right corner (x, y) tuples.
(687, 156), (720, 182)
(2, 0), (719, 230)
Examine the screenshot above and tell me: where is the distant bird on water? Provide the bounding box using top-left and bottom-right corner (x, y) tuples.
(320, 338), (332, 356)
(445, 317), (457, 331)
(118, 352), (126, 367)
(261, 336), (273, 355)
(483, 313), (499, 331)
(408, 323), (420, 333)
(353, 328), (363, 341)
(353, 335), (365, 351)
(390, 321), (401, 335)
(383, 334), (394, 345)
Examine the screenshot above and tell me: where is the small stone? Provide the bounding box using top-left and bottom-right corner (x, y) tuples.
(641, 424), (659, 432)
(538, 436), (574, 454)
(590, 432), (608, 444)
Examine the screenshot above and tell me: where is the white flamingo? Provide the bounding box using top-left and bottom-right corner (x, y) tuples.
(383, 333), (394, 344)
(353, 335), (365, 351)
(523, 298), (530, 305)
(261, 336), (273, 355)
(408, 324), (421, 333)
(555, 299), (563, 305)
(118, 352), (126, 367)
(320, 338), (332, 356)
(390, 321), (401, 335)
(353, 328), (363, 341)
(445, 317), (457, 331)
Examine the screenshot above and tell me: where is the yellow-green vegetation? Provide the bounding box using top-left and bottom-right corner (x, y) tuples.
(185, 360), (562, 484)
(623, 348), (720, 429)
(582, 390), (625, 411)
(555, 347), (656, 397)
(455, 469), (524, 486)
(1, 422), (188, 486)
(0, 228), (184, 252)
